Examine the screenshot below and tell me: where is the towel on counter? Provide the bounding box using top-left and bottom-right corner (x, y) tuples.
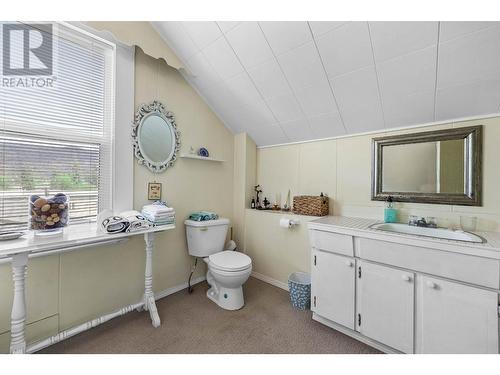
(188, 211), (219, 222)
(100, 215), (130, 234)
(119, 210), (152, 232)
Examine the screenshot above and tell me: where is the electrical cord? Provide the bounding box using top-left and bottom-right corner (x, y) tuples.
(187, 257), (198, 294)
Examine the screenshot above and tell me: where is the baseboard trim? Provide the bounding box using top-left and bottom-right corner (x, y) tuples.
(155, 276), (206, 300)
(251, 271), (288, 291)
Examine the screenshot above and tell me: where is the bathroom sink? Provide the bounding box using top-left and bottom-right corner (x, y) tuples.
(370, 223), (485, 244)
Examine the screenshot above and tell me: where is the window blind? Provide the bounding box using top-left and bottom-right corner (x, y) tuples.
(0, 22), (115, 231)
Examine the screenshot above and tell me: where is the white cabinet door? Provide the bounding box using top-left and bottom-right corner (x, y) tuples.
(357, 261), (415, 353)
(311, 249), (355, 329)
(416, 276), (499, 353)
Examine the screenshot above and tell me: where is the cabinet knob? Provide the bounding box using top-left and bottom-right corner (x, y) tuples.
(426, 281), (437, 289)
(345, 260), (354, 267)
(401, 274), (412, 282)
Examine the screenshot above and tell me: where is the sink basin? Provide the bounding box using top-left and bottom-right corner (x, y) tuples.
(370, 223), (485, 244)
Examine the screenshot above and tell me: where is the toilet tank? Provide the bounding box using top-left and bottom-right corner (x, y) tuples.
(185, 218), (230, 257)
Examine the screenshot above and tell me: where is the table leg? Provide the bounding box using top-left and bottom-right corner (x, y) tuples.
(143, 232), (160, 328)
(10, 253), (28, 354)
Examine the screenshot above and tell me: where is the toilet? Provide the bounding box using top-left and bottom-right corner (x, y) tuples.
(185, 218), (252, 310)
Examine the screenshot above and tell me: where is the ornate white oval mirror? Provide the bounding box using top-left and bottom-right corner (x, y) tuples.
(132, 100), (180, 173)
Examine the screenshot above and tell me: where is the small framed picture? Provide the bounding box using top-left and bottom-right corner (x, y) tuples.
(148, 182), (162, 200)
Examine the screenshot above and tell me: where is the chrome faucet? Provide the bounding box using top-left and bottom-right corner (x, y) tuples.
(409, 216), (437, 228)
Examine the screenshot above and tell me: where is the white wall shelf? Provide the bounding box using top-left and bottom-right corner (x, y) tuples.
(180, 154), (225, 162)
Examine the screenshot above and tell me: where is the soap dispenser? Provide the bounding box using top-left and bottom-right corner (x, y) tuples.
(384, 196), (397, 223)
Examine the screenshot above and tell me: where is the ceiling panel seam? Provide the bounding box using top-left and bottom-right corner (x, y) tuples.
(307, 21), (348, 134)
(433, 21), (441, 122)
(256, 22), (315, 135)
(367, 22), (387, 129)
(214, 22), (289, 139)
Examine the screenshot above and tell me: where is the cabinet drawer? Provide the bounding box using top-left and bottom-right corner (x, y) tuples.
(309, 230), (354, 257)
(358, 238), (500, 289)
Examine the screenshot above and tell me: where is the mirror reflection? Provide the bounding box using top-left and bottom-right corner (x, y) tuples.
(139, 114), (174, 164)
(382, 139), (465, 194)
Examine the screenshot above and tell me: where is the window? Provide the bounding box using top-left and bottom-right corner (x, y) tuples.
(0, 22), (115, 231)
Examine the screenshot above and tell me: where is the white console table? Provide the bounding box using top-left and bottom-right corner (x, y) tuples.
(0, 223), (175, 354)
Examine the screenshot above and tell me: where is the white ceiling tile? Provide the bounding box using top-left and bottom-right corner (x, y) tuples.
(435, 76), (500, 121)
(217, 21), (241, 33)
(247, 59), (291, 99)
(152, 22), (199, 61)
(280, 118), (315, 142)
(317, 22), (373, 78)
(248, 124), (288, 146)
(382, 90), (435, 128)
(439, 21), (498, 42)
(377, 46), (437, 98)
(293, 82), (338, 117)
(185, 50), (220, 80)
(437, 25), (500, 89)
(181, 22), (222, 50)
(309, 21), (347, 37)
(202, 37), (244, 81)
(369, 21), (438, 62)
(223, 71), (263, 105)
(259, 21), (312, 55)
(277, 41), (328, 91)
(225, 22), (274, 69)
(265, 93), (304, 123)
(308, 112), (346, 138)
(331, 66), (385, 133)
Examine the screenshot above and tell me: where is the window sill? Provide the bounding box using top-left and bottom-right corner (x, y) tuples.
(0, 222), (175, 259)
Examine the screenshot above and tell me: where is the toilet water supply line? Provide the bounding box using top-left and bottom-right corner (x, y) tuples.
(187, 239), (237, 294)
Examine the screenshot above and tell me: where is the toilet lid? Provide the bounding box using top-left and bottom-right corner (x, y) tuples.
(209, 251), (252, 272)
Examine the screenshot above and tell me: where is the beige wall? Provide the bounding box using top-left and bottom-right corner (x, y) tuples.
(246, 117), (500, 286)
(0, 47), (234, 352)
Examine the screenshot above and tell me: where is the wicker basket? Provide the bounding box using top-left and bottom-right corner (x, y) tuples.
(293, 195), (329, 216)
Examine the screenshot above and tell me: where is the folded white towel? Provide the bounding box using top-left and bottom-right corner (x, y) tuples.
(142, 204), (174, 214)
(119, 210), (151, 232)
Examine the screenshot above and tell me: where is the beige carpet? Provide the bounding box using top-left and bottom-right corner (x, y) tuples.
(40, 277), (380, 354)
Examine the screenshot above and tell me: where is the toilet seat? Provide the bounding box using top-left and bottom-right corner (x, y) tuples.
(208, 251), (252, 272)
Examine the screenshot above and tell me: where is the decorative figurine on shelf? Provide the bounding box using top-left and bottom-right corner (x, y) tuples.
(254, 185), (262, 209)
(251, 198), (256, 209)
(263, 197), (270, 210)
(198, 147), (209, 157)
(283, 189), (291, 211)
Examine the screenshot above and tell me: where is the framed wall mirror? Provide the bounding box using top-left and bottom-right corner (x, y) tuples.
(372, 126), (482, 206)
(132, 100), (180, 173)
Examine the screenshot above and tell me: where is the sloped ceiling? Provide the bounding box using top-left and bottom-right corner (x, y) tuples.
(152, 21), (500, 146)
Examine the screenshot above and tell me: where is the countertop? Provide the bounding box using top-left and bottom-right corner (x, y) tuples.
(308, 216), (500, 260)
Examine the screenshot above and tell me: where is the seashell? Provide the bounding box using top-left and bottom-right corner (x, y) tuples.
(34, 198), (47, 208)
(51, 213), (58, 218)
(58, 204), (65, 209)
(41, 204), (51, 212)
(53, 217), (60, 223)
(46, 221), (54, 226)
(41, 215), (47, 220)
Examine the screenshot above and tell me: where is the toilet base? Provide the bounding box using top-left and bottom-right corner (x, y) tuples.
(206, 285), (244, 310)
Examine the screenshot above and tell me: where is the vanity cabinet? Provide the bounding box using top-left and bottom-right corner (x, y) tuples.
(416, 276), (498, 353)
(356, 261), (414, 353)
(311, 249), (355, 329)
(308, 220), (500, 354)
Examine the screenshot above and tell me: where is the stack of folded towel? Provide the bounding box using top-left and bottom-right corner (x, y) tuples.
(188, 211), (219, 221)
(100, 210), (151, 234)
(142, 201), (175, 226)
